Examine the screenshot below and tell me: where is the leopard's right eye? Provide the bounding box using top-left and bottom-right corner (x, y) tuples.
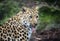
(29, 16), (32, 18)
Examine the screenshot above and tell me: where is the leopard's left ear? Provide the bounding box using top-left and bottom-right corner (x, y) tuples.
(22, 7), (29, 13)
(22, 8), (26, 12)
(22, 7), (26, 13)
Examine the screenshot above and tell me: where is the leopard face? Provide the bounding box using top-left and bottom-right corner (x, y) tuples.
(20, 7), (39, 39)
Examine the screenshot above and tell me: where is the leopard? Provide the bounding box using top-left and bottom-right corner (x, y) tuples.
(0, 6), (39, 41)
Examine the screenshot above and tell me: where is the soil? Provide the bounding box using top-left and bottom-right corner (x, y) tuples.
(30, 28), (60, 41)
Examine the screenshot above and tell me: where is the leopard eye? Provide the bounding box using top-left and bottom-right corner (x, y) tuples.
(36, 16), (38, 18)
(29, 16), (32, 18)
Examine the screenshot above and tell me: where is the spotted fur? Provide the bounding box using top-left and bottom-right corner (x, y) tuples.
(0, 6), (39, 41)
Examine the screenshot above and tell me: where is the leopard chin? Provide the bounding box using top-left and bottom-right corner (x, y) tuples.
(27, 24), (37, 40)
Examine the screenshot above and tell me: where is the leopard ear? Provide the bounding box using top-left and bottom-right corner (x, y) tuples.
(22, 7), (31, 14)
(22, 8), (26, 12)
(35, 6), (40, 10)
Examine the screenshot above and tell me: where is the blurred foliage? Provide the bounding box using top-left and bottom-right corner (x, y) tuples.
(35, 0), (60, 7)
(35, 0), (60, 30)
(0, 0), (20, 25)
(37, 6), (60, 30)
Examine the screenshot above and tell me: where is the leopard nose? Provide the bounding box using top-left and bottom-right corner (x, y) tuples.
(34, 23), (37, 26)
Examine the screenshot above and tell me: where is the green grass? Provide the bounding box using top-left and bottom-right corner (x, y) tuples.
(37, 6), (60, 30)
(0, 0), (20, 25)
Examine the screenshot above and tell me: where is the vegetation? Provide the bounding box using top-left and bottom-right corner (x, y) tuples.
(0, 0), (20, 25)
(35, 0), (60, 8)
(0, 0), (60, 30)
(38, 6), (60, 30)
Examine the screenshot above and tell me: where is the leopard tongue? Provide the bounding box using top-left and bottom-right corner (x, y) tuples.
(32, 27), (36, 33)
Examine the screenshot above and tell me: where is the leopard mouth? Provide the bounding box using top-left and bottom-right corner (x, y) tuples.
(30, 24), (37, 33)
